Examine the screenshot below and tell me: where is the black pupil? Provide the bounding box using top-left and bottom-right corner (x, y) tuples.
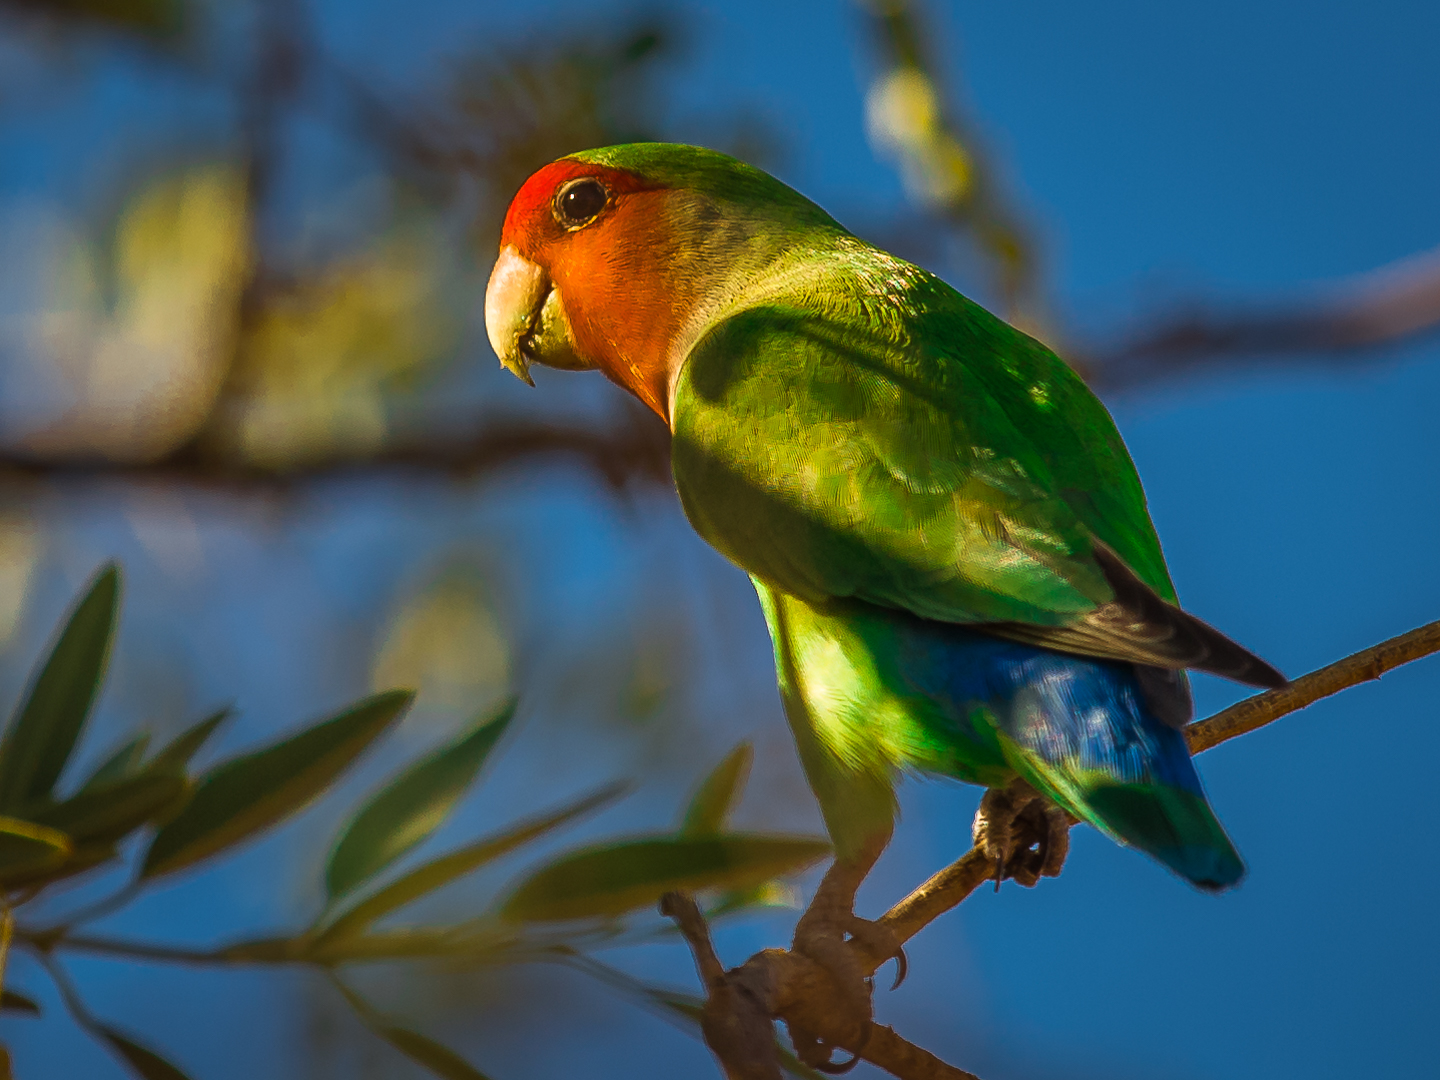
(559, 180), (605, 224)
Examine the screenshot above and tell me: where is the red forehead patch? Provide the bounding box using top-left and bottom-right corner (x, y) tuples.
(501, 158), (659, 249)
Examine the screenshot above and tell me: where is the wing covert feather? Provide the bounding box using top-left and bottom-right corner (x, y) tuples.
(670, 242), (1283, 688)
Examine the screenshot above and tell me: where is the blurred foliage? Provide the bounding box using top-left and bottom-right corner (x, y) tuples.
(1, 0), (184, 38)
(372, 567), (511, 717)
(224, 218), (463, 467)
(21, 165), (249, 462)
(0, 569), (826, 1079)
(859, 0), (1039, 321)
(0, 516), (37, 649)
(447, 20), (671, 220)
(0, 1), (1060, 1077)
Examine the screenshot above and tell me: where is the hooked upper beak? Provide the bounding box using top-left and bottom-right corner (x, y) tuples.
(484, 245), (587, 385)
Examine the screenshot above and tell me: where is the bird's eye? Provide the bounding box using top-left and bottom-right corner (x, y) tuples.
(554, 178), (607, 228)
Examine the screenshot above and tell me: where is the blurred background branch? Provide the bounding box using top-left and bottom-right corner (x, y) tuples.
(0, 0), (1433, 491)
(0, 0), (1436, 1077)
(1079, 242), (1440, 391)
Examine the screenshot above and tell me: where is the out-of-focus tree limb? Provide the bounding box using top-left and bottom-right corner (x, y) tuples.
(1081, 243), (1440, 391)
(4, 236), (1437, 494)
(0, 417), (672, 492)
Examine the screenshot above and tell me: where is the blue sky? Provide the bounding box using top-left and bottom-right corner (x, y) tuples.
(1, 1), (1439, 1078)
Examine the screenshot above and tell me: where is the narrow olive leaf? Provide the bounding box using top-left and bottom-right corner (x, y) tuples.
(679, 741), (753, 836)
(140, 691), (413, 879)
(778, 1044), (831, 1080)
(306, 928), (465, 965)
(145, 709), (232, 774)
(499, 834), (831, 923)
(0, 989), (40, 1015)
(380, 1027), (496, 1080)
(332, 978), (495, 1080)
(706, 879), (802, 920)
(0, 815), (72, 878)
(32, 774), (187, 844)
(325, 698), (518, 902)
(649, 988), (704, 1024)
(79, 735), (151, 792)
(0, 841), (113, 890)
(0, 565), (120, 812)
(314, 782), (627, 945)
(100, 1028), (192, 1080)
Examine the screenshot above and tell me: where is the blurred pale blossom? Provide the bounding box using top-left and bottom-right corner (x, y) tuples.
(373, 567), (511, 728)
(866, 68), (973, 207)
(0, 511), (38, 644)
(228, 222), (462, 468)
(16, 164), (250, 461)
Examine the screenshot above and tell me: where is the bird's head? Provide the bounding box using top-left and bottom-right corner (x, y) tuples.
(484, 143), (842, 423)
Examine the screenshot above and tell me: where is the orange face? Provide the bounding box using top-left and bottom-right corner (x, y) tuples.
(486, 158), (702, 423)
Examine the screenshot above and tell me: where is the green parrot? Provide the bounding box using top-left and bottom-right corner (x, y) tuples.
(484, 142), (1284, 898)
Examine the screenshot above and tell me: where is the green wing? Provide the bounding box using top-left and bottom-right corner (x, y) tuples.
(671, 245), (1282, 687)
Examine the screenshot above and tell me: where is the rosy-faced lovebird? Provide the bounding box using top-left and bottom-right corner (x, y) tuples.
(485, 143), (1284, 894)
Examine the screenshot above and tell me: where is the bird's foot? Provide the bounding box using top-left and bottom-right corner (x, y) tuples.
(972, 779), (1073, 888)
(787, 846), (903, 1073)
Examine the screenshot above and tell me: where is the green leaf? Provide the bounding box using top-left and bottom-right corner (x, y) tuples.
(314, 782), (627, 945)
(0, 815), (72, 879)
(145, 709), (232, 774)
(100, 1028), (193, 1080)
(679, 741), (753, 836)
(778, 1045), (830, 1079)
(79, 734), (151, 792)
(31, 773), (187, 844)
(706, 879), (802, 919)
(306, 927), (469, 964)
(499, 834), (830, 923)
(332, 979), (495, 1080)
(140, 691), (413, 879)
(648, 987), (704, 1024)
(1, 989), (40, 1015)
(0, 841), (114, 890)
(325, 698), (517, 902)
(25, 0), (186, 37)
(379, 1027), (495, 1080)
(0, 565), (120, 812)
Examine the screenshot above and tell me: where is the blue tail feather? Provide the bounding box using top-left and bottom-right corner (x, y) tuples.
(894, 624), (1244, 890)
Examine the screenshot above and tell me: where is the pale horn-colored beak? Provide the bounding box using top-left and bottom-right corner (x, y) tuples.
(484, 245), (588, 385)
(485, 245), (546, 385)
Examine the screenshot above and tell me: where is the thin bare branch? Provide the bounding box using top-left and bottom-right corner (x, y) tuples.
(860, 1026), (980, 1080)
(1186, 617), (1440, 754)
(866, 848), (994, 973)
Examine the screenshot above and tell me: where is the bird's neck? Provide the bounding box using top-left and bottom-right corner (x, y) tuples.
(553, 192), (837, 427)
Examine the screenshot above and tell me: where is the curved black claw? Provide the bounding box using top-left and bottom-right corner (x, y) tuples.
(975, 780), (1072, 889)
(814, 1049), (862, 1075)
(811, 1025), (871, 1074)
(888, 945), (909, 991)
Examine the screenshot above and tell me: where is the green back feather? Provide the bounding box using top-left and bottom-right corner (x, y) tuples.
(670, 232), (1176, 635)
